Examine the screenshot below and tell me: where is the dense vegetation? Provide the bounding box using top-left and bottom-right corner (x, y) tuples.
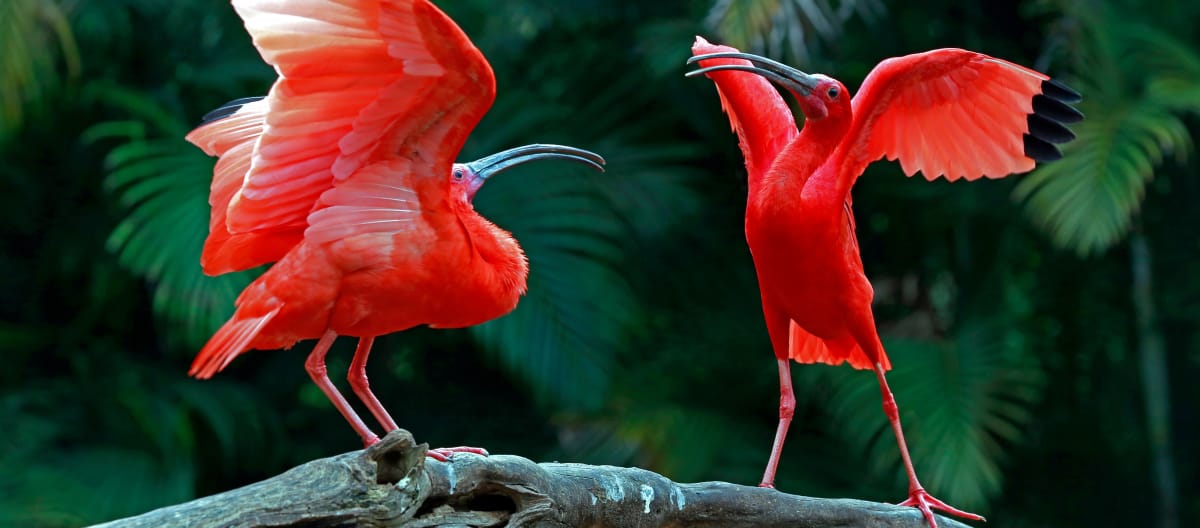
(2, 0), (1197, 526)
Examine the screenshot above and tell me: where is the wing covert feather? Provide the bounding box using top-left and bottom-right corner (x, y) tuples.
(188, 0), (497, 273)
(843, 48), (1080, 183)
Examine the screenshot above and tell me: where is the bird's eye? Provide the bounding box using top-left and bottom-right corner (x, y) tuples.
(453, 169), (464, 180)
(827, 86), (839, 100)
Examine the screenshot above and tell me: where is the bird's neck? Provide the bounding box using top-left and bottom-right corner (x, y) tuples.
(457, 207), (530, 299)
(759, 117), (851, 204)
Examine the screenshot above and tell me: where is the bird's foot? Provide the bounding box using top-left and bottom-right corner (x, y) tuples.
(427, 446), (489, 462)
(898, 488), (985, 527)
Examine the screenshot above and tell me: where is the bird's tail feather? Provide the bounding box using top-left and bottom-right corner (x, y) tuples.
(789, 320), (889, 371)
(190, 306), (281, 379)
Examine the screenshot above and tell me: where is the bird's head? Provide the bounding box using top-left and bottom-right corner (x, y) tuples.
(452, 144), (606, 201)
(687, 51), (849, 122)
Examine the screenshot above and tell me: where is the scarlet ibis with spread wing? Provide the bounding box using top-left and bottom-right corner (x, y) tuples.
(186, 0), (604, 457)
(688, 36), (1081, 526)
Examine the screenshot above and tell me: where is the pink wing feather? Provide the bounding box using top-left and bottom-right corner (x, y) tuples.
(844, 48), (1053, 183)
(186, 0), (495, 274)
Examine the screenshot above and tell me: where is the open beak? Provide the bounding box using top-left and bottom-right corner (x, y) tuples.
(686, 52), (820, 96)
(467, 144), (606, 179)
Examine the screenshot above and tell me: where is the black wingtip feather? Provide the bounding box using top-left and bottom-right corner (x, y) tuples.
(1042, 78), (1082, 104)
(1032, 94), (1084, 124)
(1028, 113), (1076, 144)
(1023, 134), (1063, 162)
(1022, 78), (1083, 164)
(199, 96), (265, 125)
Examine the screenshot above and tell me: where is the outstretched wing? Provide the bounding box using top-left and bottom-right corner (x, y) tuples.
(843, 48), (1082, 183)
(691, 36), (799, 190)
(186, 0), (495, 274)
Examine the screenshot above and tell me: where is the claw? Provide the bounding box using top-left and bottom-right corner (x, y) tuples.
(898, 488), (985, 527)
(426, 446), (490, 462)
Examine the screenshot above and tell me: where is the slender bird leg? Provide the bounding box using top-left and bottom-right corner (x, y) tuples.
(346, 337), (489, 461)
(305, 330), (380, 447)
(760, 358), (796, 488)
(347, 337), (399, 432)
(873, 363), (985, 527)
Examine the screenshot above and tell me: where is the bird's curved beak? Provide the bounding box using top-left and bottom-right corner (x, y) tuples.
(466, 144), (606, 180)
(686, 52), (820, 96)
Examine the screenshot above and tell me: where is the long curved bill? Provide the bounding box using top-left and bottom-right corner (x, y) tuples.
(686, 52), (820, 96)
(467, 144), (606, 178)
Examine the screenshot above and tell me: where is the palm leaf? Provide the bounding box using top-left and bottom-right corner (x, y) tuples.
(86, 112), (254, 349)
(705, 0), (883, 64)
(1014, 99), (1191, 256)
(457, 39), (706, 409)
(814, 327), (1045, 509)
(1014, 14), (1200, 256)
(0, 0), (79, 139)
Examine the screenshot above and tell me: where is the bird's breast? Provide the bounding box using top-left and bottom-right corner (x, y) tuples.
(325, 212), (527, 336)
(745, 197), (868, 334)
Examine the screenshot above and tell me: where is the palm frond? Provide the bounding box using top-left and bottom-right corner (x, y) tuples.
(86, 112), (254, 349)
(705, 0), (883, 64)
(1014, 95), (1194, 256)
(816, 328), (1045, 509)
(463, 51), (705, 410)
(0, 0), (79, 139)
(1017, 2), (1200, 256)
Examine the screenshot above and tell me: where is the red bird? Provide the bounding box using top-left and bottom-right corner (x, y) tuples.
(688, 37), (1081, 526)
(184, 0), (604, 457)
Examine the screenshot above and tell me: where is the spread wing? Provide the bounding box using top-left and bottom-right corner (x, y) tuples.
(186, 0), (495, 274)
(691, 36), (799, 188)
(842, 48), (1082, 183)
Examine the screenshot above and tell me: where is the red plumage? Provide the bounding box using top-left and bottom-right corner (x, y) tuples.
(690, 36), (1081, 527)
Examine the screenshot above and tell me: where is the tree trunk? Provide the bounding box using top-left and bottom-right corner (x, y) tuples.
(1130, 228), (1178, 528)
(89, 429), (971, 528)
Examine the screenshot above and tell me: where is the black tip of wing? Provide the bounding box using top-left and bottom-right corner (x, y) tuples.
(1024, 78), (1083, 163)
(1028, 113), (1076, 144)
(1043, 78), (1082, 104)
(199, 96), (265, 125)
(1024, 134), (1063, 162)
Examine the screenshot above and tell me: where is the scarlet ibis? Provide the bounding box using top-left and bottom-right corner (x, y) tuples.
(184, 0), (605, 457)
(687, 37), (1081, 526)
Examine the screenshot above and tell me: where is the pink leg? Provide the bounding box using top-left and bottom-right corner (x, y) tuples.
(305, 331), (379, 447)
(344, 336), (489, 462)
(873, 363), (985, 527)
(347, 337), (399, 432)
(760, 358), (795, 488)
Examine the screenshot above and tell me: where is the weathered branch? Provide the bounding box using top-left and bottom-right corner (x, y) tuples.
(91, 430), (970, 527)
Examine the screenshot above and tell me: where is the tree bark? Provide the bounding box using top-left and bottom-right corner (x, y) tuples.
(1131, 229), (1179, 528)
(89, 429), (971, 528)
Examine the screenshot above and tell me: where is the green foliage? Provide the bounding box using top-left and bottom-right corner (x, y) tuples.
(1, 1), (1198, 527)
(1015, 2), (1200, 255)
(705, 0), (883, 63)
(0, 0), (78, 139)
(87, 112), (255, 349)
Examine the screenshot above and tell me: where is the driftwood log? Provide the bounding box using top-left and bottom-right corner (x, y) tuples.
(91, 429), (972, 527)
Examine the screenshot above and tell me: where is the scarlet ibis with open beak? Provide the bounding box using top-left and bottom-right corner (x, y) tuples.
(185, 0), (605, 458)
(687, 37), (1081, 526)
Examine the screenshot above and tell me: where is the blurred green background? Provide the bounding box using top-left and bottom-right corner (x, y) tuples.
(2, 0), (1198, 526)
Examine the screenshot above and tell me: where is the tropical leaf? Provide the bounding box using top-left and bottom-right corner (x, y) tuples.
(813, 327), (1045, 510)
(468, 67), (705, 409)
(0, 0), (79, 139)
(85, 109), (255, 349)
(1014, 4), (1200, 256)
(1014, 99), (1192, 256)
(705, 0), (883, 64)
